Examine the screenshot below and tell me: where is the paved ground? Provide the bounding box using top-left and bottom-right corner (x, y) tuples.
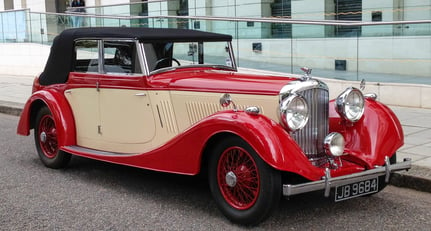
(1, 113), (431, 229)
(0, 74), (430, 193)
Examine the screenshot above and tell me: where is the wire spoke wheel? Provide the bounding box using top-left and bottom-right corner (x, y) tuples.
(208, 136), (281, 225)
(34, 107), (71, 169)
(38, 114), (58, 158)
(217, 146), (259, 210)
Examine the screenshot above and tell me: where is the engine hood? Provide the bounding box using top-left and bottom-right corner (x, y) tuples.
(148, 68), (297, 95)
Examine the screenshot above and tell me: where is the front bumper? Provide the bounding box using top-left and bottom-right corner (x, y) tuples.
(283, 156), (411, 197)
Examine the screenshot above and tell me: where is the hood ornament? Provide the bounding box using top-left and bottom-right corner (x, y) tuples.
(300, 67), (312, 81)
(360, 79), (378, 101)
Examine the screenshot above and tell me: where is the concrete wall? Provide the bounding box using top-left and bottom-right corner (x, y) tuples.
(236, 36), (430, 77)
(0, 43), (50, 76)
(22, 0), (46, 11)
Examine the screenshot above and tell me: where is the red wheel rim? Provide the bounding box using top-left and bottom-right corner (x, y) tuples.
(38, 114), (58, 159)
(217, 146), (260, 210)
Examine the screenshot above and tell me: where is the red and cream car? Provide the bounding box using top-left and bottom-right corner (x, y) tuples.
(17, 27), (411, 225)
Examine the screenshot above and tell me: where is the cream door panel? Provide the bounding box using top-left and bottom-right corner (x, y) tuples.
(96, 90), (179, 154)
(64, 88), (101, 148)
(99, 88), (155, 144)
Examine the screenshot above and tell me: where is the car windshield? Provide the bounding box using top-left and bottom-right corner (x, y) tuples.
(142, 41), (236, 74)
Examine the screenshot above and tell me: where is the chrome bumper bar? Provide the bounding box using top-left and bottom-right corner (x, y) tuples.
(283, 157), (411, 197)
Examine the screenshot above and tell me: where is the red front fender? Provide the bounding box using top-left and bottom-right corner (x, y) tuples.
(329, 99), (404, 168)
(17, 89), (76, 147)
(195, 111), (324, 180)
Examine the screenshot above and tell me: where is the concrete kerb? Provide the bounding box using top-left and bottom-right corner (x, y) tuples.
(391, 166), (431, 193)
(0, 100), (23, 116)
(1, 103), (430, 194)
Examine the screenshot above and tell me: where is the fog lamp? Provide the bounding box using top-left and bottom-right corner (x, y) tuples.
(324, 132), (345, 157)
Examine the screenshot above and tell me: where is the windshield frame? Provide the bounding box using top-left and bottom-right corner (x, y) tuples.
(140, 40), (237, 76)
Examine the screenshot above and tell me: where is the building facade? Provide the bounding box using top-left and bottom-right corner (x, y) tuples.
(0, 0), (430, 79)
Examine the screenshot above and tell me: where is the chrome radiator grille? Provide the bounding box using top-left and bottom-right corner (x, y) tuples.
(291, 87), (329, 159)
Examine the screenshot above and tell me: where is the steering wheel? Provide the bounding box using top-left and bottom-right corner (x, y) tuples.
(154, 57), (181, 69)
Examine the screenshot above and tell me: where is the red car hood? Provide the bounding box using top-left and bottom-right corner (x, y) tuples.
(148, 68), (297, 95)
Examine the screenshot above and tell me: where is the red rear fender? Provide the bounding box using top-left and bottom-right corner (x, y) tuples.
(16, 89), (76, 147)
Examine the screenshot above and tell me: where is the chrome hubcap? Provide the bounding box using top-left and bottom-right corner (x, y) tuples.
(40, 131), (47, 143)
(225, 171), (237, 187)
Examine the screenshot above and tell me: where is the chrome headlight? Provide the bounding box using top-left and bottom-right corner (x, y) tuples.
(279, 94), (309, 131)
(335, 87), (365, 123)
(324, 132), (345, 157)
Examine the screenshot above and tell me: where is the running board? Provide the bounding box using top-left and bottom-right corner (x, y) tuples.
(62, 145), (139, 157)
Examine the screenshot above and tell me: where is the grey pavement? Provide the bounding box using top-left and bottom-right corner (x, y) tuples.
(0, 74), (430, 192)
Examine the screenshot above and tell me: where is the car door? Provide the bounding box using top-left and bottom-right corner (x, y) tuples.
(97, 40), (156, 154)
(65, 39), (102, 149)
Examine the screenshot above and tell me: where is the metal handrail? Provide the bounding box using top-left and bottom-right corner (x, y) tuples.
(65, 0), (167, 11)
(28, 10), (431, 27)
(0, 8), (29, 13)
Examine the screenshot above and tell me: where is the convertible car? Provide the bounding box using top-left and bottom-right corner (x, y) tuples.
(17, 27), (411, 225)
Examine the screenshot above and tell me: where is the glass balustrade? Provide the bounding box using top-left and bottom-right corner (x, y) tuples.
(0, 7), (429, 85)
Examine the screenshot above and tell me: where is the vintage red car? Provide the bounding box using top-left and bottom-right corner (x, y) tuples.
(17, 27), (411, 225)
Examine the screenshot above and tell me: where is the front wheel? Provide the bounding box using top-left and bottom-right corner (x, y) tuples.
(34, 107), (71, 169)
(208, 136), (281, 225)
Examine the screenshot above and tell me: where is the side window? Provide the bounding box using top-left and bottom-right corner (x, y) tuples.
(143, 42), (174, 72)
(103, 41), (141, 74)
(74, 40), (99, 73)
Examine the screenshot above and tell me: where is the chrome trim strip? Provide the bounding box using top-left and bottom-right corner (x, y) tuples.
(138, 42), (150, 76)
(283, 158), (411, 197)
(62, 145), (139, 156)
(227, 42), (238, 71)
(279, 79), (328, 101)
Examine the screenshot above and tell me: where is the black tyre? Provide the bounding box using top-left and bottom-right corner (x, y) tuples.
(34, 107), (71, 169)
(208, 136), (281, 225)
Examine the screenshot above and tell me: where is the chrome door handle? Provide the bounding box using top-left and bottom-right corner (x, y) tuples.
(135, 93), (147, 96)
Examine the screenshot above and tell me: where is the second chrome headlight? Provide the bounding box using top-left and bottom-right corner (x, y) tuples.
(279, 94), (309, 131)
(336, 87), (365, 123)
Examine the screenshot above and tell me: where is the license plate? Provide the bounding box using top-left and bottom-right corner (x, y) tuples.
(335, 178), (379, 202)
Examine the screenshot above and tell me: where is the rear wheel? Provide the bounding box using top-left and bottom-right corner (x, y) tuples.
(34, 107), (71, 169)
(208, 136), (281, 225)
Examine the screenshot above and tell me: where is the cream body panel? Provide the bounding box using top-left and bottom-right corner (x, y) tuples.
(77, 90), (180, 154)
(67, 88), (279, 154)
(99, 88), (155, 144)
(170, 91), (279, 132)
(146, 90), (179, 144)
(64, 88), (101, 147)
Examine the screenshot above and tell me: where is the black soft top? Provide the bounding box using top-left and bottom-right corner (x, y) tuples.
(39, 27), (232, 85)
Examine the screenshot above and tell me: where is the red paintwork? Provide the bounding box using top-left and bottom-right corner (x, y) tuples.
(67, 67), (296, 94)
(17, 88), (76, 146)
(17, 67), (403, 182)
(61, 110), (325, 179)
(329, 99), (404, 168)
(148, 68), (297, 94)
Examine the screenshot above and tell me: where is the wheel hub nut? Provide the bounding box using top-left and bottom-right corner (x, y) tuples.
(225, 171), (237, 187)
(40, 132), (47, 143)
